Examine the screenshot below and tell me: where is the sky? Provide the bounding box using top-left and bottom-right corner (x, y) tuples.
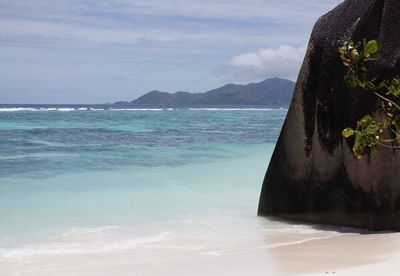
(0, 0), (343, 104)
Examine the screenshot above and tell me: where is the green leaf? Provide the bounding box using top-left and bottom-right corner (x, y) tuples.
(364, 56), (380, 62)
(383, 118), (393, 129)
(365, 40), (380, 56)
(339, 38), (400, 158)
(345, 75), (358, 88)
(359, 115), (373, 129)
(353, 134), (366, 157)
(366, 126), (378, 135)
(351, 49), (360, 63)
(342, 128), (355, 138)
(365, 81), (376, 89)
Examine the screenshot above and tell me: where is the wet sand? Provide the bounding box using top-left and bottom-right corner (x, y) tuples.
(2, 231), (400, 275)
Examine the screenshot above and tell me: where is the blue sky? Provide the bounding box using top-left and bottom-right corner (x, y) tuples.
(0, 0), (342, 104)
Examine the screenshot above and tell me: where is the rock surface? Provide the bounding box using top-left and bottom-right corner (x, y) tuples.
(258, 0), (400, 230)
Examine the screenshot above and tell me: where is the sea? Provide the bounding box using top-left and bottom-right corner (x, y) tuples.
(0, 105), (345, 273)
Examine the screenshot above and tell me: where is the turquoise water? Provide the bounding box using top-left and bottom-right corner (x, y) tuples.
(0, 108), (341, 261)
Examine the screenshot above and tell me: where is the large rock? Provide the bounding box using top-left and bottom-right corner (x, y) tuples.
(258, 0), (400, 231)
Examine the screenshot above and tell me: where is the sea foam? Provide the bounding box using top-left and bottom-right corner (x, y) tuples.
(188, 108), (281, 111)
(0, 107), (287, 112)
(0, 230), (170, 259)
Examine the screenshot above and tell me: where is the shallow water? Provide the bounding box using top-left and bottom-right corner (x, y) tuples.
(0, 108), (342, 263)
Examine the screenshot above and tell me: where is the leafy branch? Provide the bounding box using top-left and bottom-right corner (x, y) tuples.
(339, 39), (400, 159)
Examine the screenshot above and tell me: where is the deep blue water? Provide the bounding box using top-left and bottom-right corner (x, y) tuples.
(0, 106), (286, 179)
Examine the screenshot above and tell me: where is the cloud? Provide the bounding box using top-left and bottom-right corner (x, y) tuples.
(0, 0), (343, 103)
(228, 45), (307, 81)
(0, 18), (296, 49)
(0, 0), (343, 24)
(0, 0), (343, 49)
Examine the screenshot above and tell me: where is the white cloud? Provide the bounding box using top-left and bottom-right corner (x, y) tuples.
(0, 0), (343, 103)
(0, 0), (343, 24)
(0, 18), (300, 50)
(0, 0), (343, 48)
(228, 45), (307, 81)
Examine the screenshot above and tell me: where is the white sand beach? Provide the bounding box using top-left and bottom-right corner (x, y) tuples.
(273, 232), (400, 275)
(2, 229), (400, 276)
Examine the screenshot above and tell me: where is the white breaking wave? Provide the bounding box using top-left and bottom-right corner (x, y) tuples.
(0, 107), (287, 112)
(0, 107), (164, 112)
(0, 231), (170, 259)
(109, 108), (164, 111)
(188, 108), (279, 111)
(56, 108), (76, 112)
(0, 108), (41, 112)
(0, 108), (79, 112)
(59, 226), (121, 238)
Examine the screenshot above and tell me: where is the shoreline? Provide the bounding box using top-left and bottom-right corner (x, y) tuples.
(271, 231), (400, 275)
(1, 228), (399, 275)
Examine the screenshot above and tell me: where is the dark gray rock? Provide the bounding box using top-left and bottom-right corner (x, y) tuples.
(258, 0), (400, 231)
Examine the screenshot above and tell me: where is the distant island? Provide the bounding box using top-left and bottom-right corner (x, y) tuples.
(114, 78), (295, 107)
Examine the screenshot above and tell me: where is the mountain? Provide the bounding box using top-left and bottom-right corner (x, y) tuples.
(115, 78), (295, 107)
(131, 90), (203, 106)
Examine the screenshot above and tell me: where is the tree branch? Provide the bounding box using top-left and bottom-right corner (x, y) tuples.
(376, 141), (400, 150)
(374, 92), (400, 111)
(390, 128), (400, 137)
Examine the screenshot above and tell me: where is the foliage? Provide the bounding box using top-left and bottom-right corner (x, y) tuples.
(339, 39), (400, 159)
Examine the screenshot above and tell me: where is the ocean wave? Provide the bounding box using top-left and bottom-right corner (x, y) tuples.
(56, 108), (78, 112)
(109, 108), (164, 111)
(59, 226), (121, 238)
(0, 107), (287, 112)
(0, 108), (81, 112)
(0, 231), (170, 259)
(0, 107), (168, 112)
(0, 153), (78, 160)
(188, 108), (285, 111)
(198, 233), (342, 257)
(265, 233), (343, 249)
(0, 108), (41, 112)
